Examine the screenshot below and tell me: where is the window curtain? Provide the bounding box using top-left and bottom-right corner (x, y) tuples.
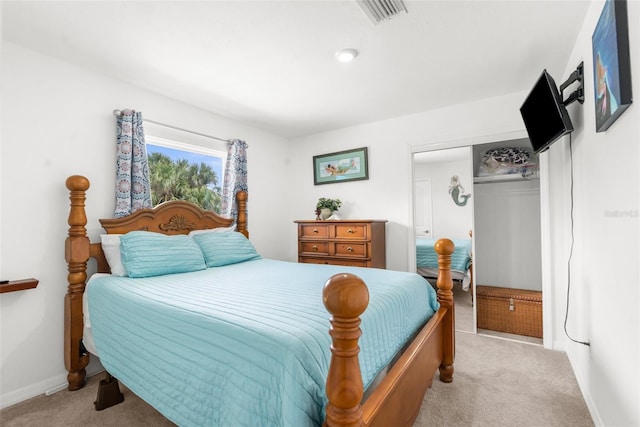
(221, 139), (248, 221)
(114, 109), (152, 218)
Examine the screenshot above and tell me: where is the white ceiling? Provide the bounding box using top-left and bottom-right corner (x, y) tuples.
(1, 0), (590, 139)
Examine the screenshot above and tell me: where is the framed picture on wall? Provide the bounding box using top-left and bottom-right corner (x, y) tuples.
(592, 0), (633, 133)
(313, 147), (369, 185)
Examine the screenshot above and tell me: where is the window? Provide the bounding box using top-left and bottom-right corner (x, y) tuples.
(146, 135), (226, 213)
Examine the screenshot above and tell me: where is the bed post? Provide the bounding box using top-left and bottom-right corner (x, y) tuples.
(322, 273), (369, 427)
(236, 190), (249, 238)
(435, 238), (455, 382)
(64, 175), (91, 390)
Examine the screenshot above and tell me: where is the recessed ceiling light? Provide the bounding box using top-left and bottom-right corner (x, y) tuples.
(335, 48), (359, 63)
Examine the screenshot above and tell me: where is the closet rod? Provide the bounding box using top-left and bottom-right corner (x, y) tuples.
(112, 109), (232, 143)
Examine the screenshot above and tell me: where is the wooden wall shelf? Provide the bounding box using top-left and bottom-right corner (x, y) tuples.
(0, 278), (39, 293)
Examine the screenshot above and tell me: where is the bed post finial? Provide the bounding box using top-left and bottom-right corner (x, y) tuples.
(65, 175), (91, 390)
(323, 273), (369, 427)
(435, 238), (455, 383)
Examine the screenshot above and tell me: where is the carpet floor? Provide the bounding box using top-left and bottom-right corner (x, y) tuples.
(1, 330), (593, 426)
(416, 332), (593, 426)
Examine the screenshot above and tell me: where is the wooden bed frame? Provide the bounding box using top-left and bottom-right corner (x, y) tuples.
(64, 175), (455, 427)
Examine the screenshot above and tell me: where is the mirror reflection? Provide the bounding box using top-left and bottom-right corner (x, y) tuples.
(413, 147), (474, 333)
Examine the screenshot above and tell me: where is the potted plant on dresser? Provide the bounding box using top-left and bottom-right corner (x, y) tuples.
(316, 198), (342, 220)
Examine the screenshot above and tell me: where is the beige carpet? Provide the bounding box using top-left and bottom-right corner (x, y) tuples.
(1, 331), (592, 426)
(416, 332), (593, 426)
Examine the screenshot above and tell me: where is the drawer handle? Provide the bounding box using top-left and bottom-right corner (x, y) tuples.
(347, 229), (354, 234)
(313, 228), (319, 234)
(347, 247), (353, 252)
(312, 245), (318, 251)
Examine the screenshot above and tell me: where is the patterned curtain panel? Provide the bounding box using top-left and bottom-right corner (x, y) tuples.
(221, 139), (248, 221)
(114, 110), (152, 218)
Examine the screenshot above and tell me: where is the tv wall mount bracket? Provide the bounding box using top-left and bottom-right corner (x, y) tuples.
(560, 61), (585, 107)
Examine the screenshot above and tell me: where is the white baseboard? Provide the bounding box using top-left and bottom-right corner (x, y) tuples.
(566, 350), (604, 427)
(0, 364), (104, 410)
(0, 373), (68, 410)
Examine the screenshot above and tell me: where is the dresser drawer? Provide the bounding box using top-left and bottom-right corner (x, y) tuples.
(334, 242), (367, 258)
(299, 257), (369, 268)
(299, 241), (329, 255)
(334, 224), (367, 240)
(299, 224), (329, 238)
(295, 220), (387, 269)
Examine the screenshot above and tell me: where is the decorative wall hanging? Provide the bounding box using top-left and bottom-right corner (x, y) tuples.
(477, 147), (538, 179)
(449, 175), (471, 207)
(313, 147), (369, 185)
(592, 0), (633, 133)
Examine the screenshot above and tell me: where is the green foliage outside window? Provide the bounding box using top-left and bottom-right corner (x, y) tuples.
(148, 152), (222, 213)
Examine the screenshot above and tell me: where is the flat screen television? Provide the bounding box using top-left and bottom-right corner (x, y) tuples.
(520, 70), (574, 154)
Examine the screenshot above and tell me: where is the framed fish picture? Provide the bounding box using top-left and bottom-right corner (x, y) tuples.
(313, 147), (369, 185)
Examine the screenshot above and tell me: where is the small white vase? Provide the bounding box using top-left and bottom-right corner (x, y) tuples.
(320, 208), (333, 220)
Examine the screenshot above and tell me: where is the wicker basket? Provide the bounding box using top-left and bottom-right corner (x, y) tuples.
(476, 285), (542, 338)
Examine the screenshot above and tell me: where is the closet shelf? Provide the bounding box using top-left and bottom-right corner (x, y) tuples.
(473, 174), (539, 184)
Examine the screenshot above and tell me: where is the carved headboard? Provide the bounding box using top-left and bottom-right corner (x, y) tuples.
(89, 196), (249, 273)
(64, 175), (248, 389)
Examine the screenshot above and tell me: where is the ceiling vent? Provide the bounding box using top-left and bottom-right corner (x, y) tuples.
(356, 0), (407, 24)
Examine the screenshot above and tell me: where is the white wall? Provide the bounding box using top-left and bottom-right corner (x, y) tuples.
(548, 1), (639, 425)
(0, 41), (290, 407)
(414, 158), (473, 240)
(288, 2), (639, 420)
(474, 180), (542, 291)
(288, 92), (528, 271)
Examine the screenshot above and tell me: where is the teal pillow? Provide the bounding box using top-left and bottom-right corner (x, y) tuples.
(192, 232), (261, 267)
(120, 231), (206, 278)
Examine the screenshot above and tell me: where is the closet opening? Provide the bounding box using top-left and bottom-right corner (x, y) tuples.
(410, 130), (551, 348)
(472, 139), (543, 346)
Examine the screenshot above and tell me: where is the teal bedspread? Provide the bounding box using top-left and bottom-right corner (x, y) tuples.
(416, 238), (472, 272)
(87, 259), (439, 427)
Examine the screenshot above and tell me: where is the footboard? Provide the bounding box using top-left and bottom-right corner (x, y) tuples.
(323, 239), (455, 427)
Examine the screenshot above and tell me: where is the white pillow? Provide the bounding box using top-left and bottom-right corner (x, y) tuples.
(188, 224), (237, 236)
(100, 234), (127, 276)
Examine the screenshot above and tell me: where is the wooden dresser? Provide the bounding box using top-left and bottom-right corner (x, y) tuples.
(294, 220), (387, 268)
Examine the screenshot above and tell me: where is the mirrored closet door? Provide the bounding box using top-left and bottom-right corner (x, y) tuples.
(413, 147), (475, 333)
(412, 139), (545, 343)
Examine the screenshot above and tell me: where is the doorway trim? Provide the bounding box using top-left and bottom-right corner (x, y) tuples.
(408, 129), (552, 349)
